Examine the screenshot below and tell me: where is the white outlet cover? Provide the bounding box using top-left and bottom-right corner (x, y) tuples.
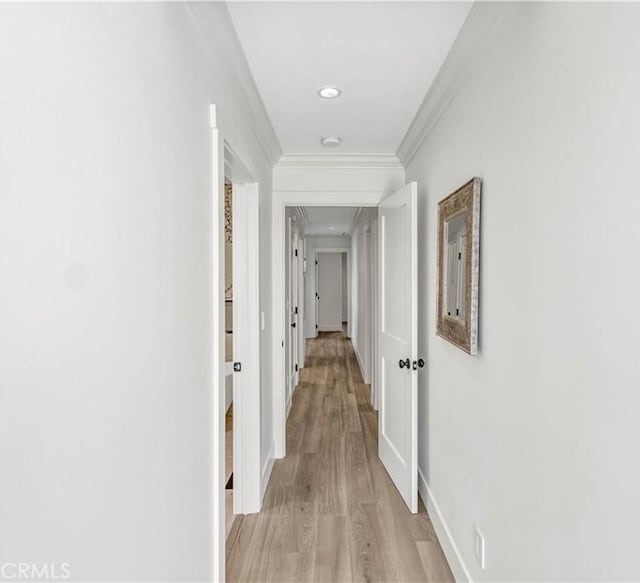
(474, 527), (486, 570)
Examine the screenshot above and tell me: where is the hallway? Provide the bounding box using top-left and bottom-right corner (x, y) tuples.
(226, 331), (453, 582)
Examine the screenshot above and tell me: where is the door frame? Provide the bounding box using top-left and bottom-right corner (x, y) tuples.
(271, 191), (383, 459)
(211, 106), (262, 583)
(314, 248), (351, 334)
(286, 215), (302, 402)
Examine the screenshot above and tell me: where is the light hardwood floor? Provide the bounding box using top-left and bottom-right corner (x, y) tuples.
(226, 330), (454, 582)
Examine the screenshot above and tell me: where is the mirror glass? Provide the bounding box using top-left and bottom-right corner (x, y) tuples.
(444, 212), (467, 321)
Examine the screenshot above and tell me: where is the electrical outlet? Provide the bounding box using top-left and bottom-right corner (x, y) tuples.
(474, 527), (486, 570)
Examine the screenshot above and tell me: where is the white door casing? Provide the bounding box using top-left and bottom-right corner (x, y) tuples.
(378, 182), (418, 513)
(287, 219), (301, 395)
(317, 252), (344, 332)
(271, 192), (383, 460)
(210, 105), (225, 583)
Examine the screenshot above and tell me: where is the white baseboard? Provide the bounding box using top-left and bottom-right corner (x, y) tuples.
(418, 467), (472, 583)
(353, 342), (367, 383)
(260, 440), (275, 503)
(286, 387), (293, 417)
(318, 324), (343, 332)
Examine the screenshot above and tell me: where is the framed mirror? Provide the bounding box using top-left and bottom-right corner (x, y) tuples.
(436, 178), (481, 354)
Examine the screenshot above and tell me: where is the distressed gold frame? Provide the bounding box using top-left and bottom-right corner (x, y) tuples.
(436, 177), (481, 354)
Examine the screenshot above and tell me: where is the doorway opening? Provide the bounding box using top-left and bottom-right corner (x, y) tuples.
(222, 143), (262, 541)
(271, 184), (420, 514)
(281, 206), (379, 419)
(224, 181), (234, 538)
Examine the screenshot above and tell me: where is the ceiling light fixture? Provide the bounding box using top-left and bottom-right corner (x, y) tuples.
(317, 86), (342, 99)
(328, 226), (335, 230)
(321, 136), (342, 148)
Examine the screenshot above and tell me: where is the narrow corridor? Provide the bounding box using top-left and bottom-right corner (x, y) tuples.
(226, 331), (453, 582)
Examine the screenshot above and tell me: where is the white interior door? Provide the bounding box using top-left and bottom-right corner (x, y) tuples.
(378, 182), (418, 513)
(232, 181), (261, 514)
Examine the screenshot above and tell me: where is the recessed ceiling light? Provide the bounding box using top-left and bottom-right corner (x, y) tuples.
(321, 136), (342, 148)
(317, 86), (342, 99)
(328, 226), (335, 230)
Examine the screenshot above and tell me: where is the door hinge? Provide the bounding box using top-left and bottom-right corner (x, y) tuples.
(295, 364), (299, 372)
(295, 306), (298, 315)
(295, 249), (298, 257)
(233, 362), (241, 372)
(315, 260), (318, 265)
(458, 252), (462, 260)
(315, 324), (318, 329)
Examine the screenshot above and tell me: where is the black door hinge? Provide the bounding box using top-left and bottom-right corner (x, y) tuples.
(295, 249), (298, 257)
(295, 364), (299, 372)
(458, 252), (462, 260)
(295, 306), (298, 314)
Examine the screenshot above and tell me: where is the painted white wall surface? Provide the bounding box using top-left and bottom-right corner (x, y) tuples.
(342, 254), (348, 322)
(405, 3), (640, 581)
(0, 4), (279, 581)
(317, 253), (344, 331)
(350, 209), (378, 386)
(303, 236), (350, 339)
(274, 156), (405, 194)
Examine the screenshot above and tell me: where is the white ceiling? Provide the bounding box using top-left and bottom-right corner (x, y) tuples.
(302, 207), (359, 236)
(227, 2), (472, 155)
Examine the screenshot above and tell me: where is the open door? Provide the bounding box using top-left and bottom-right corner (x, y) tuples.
(232, 181), (261, 515)
(378, 182), (419, 513)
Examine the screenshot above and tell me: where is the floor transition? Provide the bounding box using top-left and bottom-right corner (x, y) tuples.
(226, 330), (453, 582)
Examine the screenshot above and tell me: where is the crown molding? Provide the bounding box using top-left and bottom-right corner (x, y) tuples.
(297, 206), (310, 227)
(348, 208), (364, 236)
(277, 154), (404, 169)
(396, 3), (517, 167)
(187, 3), (282, 166)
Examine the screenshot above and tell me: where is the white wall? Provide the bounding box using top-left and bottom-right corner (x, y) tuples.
(350, 209), (378, 387)
(405, 3), (640, 581)
(0, 4), (278, 581)
(342, 254), (348, 322)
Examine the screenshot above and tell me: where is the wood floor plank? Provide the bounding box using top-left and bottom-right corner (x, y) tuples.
(226, 330), (454, 582)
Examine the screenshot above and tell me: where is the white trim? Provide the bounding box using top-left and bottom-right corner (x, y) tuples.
(187, 4), (282, 165)
(318, 324), (343, 332)
(353, 341), (366, 381)
(277, 153), (403, 169)
(297, 206), (310, 228)
(396, 3), (517, 167)
(418, 468), (472, 583)
(272, 191), (383, 459)
(314, 248), (351, 338)
(210, 105), (225, 583)
(286, 387), (294, 417)
(348, 208), (364, 236)
(260, 441), (276, 502)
